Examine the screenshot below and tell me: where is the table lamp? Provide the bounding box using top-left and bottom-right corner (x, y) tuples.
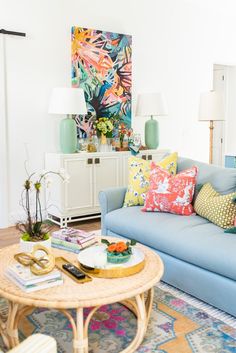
(136, 93), (168, 149)
(49, 87), (87, 153)
(199, 90), (224, 164)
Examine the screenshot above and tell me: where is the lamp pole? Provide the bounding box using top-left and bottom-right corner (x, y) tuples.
(209, 120), (214, 164)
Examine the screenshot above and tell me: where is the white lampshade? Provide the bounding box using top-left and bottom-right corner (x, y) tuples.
(199, 91), (224, 121)
(135, 93), (168, 117)
(48, 87), (87, 115)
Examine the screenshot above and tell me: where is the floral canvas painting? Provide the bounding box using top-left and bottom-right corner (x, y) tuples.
(71, 26), (132, 137)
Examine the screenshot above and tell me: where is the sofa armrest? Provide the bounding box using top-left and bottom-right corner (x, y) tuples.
(8, 334), (57, 353)
(99, 187), (127, 235)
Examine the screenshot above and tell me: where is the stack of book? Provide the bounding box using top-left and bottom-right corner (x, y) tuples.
(51, 228), (97, 254)
(5, 264), (63, 293)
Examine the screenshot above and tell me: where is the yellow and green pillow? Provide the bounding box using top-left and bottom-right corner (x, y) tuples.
(123, 152), (178, 207)
(194, 183), (236, 229)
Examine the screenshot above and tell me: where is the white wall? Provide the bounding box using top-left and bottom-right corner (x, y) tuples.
(1, 0), (236, 225)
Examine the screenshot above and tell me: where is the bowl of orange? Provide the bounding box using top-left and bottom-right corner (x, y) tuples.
(101, 239), (137, 264)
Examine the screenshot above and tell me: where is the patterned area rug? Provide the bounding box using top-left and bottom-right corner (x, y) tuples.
(1, 284), (236, 353)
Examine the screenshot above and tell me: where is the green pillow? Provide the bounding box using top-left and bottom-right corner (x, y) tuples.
(194, 183), (236, 229)
(224, 227), (236, 234)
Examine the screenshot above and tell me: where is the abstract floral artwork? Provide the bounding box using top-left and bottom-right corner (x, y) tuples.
(71, 26), (132, 136)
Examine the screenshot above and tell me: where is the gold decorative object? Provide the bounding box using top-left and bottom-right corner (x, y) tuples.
(87, 141), (97, 152)
(14, 245), (55, 275)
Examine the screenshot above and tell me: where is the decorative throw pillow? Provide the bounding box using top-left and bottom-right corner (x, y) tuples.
(224, 227), (236, 234)
(142, 165), (198, 215)
(194, 183), (236, 228)
(123, 152), (178, 207)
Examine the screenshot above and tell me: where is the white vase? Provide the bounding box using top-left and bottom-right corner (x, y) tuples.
(19, 237), (52, 253)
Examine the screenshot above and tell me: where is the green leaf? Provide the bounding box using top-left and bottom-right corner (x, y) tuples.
(101, 239), (110, 246)
(33, 222), (42, 234)
(43, 233), (50, 240)
(21, 233), (31, 241)
(130, 239), (137, 246)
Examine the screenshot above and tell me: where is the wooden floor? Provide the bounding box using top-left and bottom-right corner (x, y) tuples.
(0, 219), (101, 248)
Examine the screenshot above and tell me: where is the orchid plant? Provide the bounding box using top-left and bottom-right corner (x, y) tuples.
(17, 169), (69, 242)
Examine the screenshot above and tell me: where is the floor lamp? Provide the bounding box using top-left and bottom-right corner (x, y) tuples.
(199, 91), (224, 164)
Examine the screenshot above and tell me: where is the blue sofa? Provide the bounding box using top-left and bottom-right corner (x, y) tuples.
(99, 157), (236, 317)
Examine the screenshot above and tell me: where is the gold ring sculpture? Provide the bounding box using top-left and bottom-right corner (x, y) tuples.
(14, 245), (55, 275)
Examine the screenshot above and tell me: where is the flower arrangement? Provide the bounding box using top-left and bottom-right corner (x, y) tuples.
(101, 239), (137, 264)
(118, 123), (133, 148)
(94, 117), (114, 138)
(17, 170), (69, 242)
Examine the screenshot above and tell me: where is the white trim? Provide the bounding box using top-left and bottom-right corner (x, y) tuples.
(0, 34), (9, 228)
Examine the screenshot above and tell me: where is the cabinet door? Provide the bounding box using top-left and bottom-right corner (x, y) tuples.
(64, 157), (93, 212)
(122, 155), (130, 186)
(93, 156), (121, 207)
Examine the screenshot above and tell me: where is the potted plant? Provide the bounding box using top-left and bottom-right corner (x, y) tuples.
(17, 170), (68, 253)
(101, 239), (137, 264)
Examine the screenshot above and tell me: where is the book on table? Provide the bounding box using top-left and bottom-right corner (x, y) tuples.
(52, 237), (97, 252)
(52, 228), (95, 245)
(51, 228), (97, 253)
(5, 263), (63, 292)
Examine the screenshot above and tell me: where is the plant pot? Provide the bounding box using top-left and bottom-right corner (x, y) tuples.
(107, 252), (131, 264)
(20, 236), (51, 253)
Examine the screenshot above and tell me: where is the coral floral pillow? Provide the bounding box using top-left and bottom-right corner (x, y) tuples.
(142, 164), (198, 215)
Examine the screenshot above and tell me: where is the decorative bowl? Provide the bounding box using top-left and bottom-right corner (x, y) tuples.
(107, 252), (131, 264)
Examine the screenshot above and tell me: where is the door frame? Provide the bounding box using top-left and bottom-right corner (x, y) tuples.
(212, 62), (236, 165)
(0, 34), (10, 228)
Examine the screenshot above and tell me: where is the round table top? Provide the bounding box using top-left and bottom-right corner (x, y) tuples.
(0, 237), (164, 309)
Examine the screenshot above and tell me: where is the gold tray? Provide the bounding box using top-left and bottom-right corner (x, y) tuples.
(78, 259), (145, 278)
(55, 256), (92, 284)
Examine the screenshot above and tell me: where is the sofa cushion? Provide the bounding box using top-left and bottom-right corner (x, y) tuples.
(142, 165), (198, 215)
(178, 157), (236, 194)
(194, 183), (236, 228)
(105, 206), (236, 281)
(123, 152), (178, 207)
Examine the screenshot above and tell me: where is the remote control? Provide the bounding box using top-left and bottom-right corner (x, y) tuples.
(62, 263), (86, 280)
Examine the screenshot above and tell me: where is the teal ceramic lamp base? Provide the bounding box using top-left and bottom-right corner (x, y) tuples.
(60, 115), (77, 153)
(145, 116), (159, 149)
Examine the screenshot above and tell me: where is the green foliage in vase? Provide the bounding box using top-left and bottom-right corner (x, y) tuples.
(17, 169), (69, 242)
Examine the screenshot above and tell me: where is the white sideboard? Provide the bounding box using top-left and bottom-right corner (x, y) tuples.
(45, 149), (169, 227)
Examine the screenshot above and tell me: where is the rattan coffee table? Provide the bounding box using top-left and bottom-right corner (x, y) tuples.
(0, 237), (164, 353)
